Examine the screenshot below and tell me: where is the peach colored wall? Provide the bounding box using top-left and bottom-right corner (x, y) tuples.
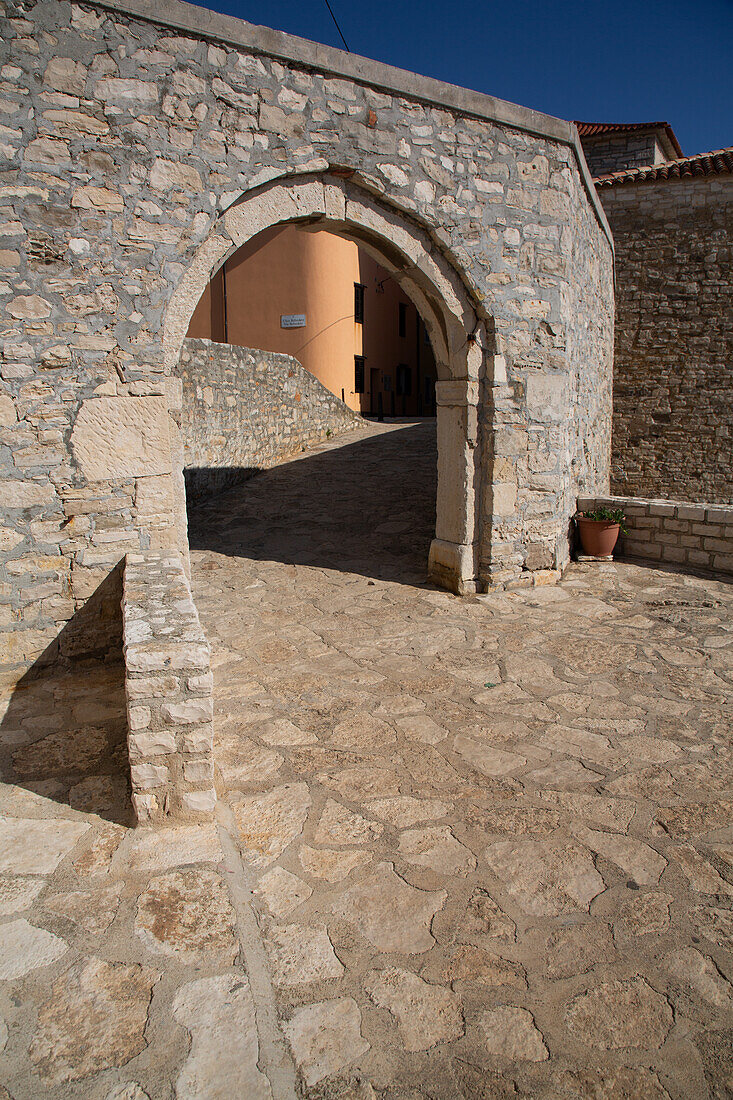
(186, 226), (436, 415)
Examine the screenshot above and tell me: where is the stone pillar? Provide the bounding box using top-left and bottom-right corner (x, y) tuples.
(428, 380), (478, 594)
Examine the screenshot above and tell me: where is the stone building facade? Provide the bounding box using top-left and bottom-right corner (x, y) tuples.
(0, 0), (614, 687)
(579, 126), (733, 505)
(575, 121), (682, 179)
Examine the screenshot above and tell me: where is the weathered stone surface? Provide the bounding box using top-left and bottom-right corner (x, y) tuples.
(575, 826), (667, 885)
(73, 824), (126, 876)
(398, 825), (477, 875)
(480, 1006), (548, 1062)
(484, 839), (606, 915)
(283, 998), (370, 1087)
(671, 844), (733, 897)
(461, 888), (516, 941)
(29, 957), (157, 1085)
(0, 817), (89, 875)
(663, 947), (733, 1008)
(453, 736), (527, 776)
(395, 714), (447, 744)
(550, 1065), (672, 1099)
(565, 977), (673, 1050)
(299, 845), (372, 882)
(135, 870), (238, 964)
(365, 967), (464, 1051)
(254, 865), (312, 917)
(71, 397), (172, 482)
(172, 973), (271, 1099)
(115, 824), (222, 873)
(43, 884), (122, 934)
(332, 861), (446, 953)
(365, 796), (451, 827)
(231, 783), (311, 867)
(0, 918), (68, 979)
(105, 1086), (151, 1100)
(541, 920), (616, 979)
(265, 924), (344, 987)
(0, 875), (44, 916)
(423, 944), (526, 991)
(315, 799), (384, 845)
(617, 891), (673, 937)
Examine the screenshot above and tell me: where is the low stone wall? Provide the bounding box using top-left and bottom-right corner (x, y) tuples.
(578, 495), (733, 578)
(122, 552), (216, 825)
(179, 339), (363, 503)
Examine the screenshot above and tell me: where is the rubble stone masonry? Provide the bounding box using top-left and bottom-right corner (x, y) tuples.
(602, 175), (733, 505)
(122, 551), (216, 823)
(0, 0), (613, 686)
(179, 338), (362, 504)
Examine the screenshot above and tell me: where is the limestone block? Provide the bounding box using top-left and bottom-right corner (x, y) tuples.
(95, 77), (159, 105)
(71, 397), (172, 482)
(130, 763), (168, 789)
(7, 295), (52, 319)
(4, 480), (57, 509)
(135, 473), (175, 519)
(149, 158), (203, 192)
(526, 373), (567, 423)
(71, 186), (124, 212)
(43, 57), (87, 95)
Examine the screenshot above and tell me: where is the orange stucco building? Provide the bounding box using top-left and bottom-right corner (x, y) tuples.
(187, 225), (437, 416)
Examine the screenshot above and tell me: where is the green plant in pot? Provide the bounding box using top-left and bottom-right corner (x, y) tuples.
(576, 507), (628, 557)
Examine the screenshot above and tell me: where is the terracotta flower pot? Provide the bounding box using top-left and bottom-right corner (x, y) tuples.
(577, 517), (620, 557)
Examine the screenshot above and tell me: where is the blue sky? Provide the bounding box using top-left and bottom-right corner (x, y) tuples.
(190, 0), (732, 156)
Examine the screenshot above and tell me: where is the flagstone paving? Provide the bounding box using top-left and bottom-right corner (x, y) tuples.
(0, 419), (732, 1099)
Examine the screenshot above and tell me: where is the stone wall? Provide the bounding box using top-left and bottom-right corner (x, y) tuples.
(179, 338), (362, 503)
(0, 0), (613, 681)
(600, 176), (733, 505)
(578, 495), (733, 578)
(122, 551), (215, 824)
(580, 132), (662, 178)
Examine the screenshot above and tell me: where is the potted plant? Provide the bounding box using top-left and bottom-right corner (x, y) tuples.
(576, 506), (628, 557)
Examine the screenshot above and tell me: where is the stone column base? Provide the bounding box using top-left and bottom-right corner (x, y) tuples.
(428, 539), (477, 595)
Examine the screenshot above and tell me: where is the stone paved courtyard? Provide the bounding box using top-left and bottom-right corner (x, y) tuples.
(0, 420), (732, 1099)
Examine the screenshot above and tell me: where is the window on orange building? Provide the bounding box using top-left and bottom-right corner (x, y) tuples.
(354, 356), (365, 393)
(398, 302), (407, 338)
(354, 283), (365, 324)
(396, 364), (412, 396)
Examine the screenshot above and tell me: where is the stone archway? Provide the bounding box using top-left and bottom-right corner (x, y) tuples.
(162, 172), (493, 595)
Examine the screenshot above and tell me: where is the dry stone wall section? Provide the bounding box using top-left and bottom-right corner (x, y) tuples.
(0, 0), (613, 683)
(179, 338), (362, 504)
(603, 176), (733, 505)
(122, 551), (215, 824)
(578, 494), (733, 579)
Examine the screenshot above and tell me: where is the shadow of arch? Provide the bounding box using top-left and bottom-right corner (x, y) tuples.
(163, 172), (496, 595)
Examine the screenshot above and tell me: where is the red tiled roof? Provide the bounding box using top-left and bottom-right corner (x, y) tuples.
(594, 147), (733, 187)
(574, 120), (683, 159)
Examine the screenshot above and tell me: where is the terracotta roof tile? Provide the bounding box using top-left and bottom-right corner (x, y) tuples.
(594, 147), (733, 187)
(574, 120), (683, 159)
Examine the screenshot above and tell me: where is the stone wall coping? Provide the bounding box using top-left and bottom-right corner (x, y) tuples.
(578, 495), (733, 525)
(88, 0), (613, 252)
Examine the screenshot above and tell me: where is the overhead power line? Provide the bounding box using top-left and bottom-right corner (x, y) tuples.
(322, 0), (351, 51)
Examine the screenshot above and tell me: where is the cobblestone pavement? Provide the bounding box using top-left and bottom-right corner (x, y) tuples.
(1, 420), (732, 1099)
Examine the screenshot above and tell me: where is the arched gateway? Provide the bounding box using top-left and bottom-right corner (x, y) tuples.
(0, 0), (614, 754)
(164, 172), (490, 595)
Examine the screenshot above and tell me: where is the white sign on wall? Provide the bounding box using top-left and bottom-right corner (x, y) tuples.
(281, 314), (306, 328)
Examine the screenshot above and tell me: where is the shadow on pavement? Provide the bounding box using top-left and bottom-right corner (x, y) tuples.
(187, 421), (437, 587)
